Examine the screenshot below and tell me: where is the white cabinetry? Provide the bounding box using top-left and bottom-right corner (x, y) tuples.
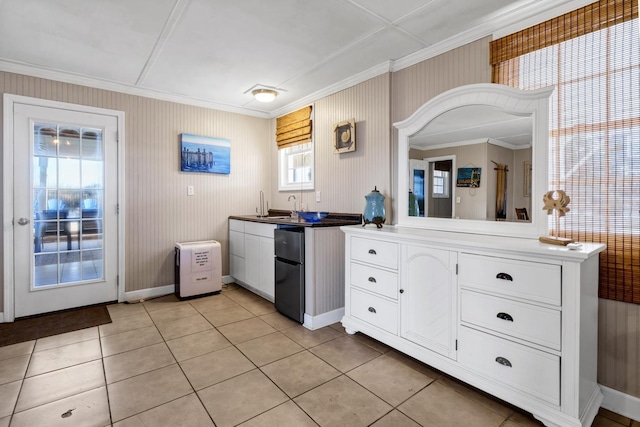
(401, 245), (457, 359)
(228, 219), (276, 301)
(341, 225), (605, 427)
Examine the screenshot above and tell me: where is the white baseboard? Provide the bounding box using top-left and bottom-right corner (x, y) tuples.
(303, 308), (345, 331)
(0, 312), (4, 323)
(600, 385), (640, 422)
(123, 284), (175, 303)
(122, 278), (237, 303)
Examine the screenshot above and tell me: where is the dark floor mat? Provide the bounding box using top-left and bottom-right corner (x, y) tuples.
(0, 303), (112, 347)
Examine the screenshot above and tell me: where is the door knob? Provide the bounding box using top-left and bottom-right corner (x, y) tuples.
(17, 218), (30, 226)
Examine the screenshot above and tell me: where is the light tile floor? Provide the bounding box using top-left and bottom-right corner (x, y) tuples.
(0, 283), (638, 427)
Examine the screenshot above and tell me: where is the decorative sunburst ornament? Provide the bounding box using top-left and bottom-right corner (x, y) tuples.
(539, 190), (575, 246)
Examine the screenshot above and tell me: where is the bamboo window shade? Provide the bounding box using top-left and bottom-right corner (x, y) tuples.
(276, 106), (313, 149)
(491, 0), (640, 304)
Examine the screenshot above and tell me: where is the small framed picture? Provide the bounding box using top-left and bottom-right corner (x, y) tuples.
(333, 119), (356, 154)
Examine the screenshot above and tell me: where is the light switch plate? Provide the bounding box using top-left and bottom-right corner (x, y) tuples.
(316, 191), (321, 202)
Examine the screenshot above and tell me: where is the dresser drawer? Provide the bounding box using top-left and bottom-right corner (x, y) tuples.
(351, 262), (398, 299)
(460, 290), (561, 350)
(350, 288), (398, 335)
(458, 326), (560, 405)
(459, 253), (561, 306)
(351, 237), (398, 270)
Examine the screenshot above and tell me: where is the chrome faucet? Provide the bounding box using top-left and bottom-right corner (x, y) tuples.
(288, 194), (298, 219)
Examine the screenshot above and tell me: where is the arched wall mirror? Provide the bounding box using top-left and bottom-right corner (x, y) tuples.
(395, 83), (555, 239)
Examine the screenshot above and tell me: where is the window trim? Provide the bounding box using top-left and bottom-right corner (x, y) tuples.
(278, 141), (315, 192)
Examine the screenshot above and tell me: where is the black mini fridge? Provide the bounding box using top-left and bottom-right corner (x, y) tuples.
(274, 227), (305, 323)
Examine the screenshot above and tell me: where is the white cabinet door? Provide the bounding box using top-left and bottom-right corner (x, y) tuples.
(229, 229), (245, 282)
(244, 233), (261, 289)
(401, 244), (457, 359)
(259, 236), (275, 299)
(229, 230), (245, 257)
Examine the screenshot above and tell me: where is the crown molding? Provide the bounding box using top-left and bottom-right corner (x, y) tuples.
(269, 60), (393, 118)
(0, 59), (271, 118)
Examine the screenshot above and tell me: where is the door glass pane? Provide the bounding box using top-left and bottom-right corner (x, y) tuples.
(59, 158), (81, 188)
(82, 160), (103, 188)
(82, 129), (103, 160)
(34, 124), (58, 157)
(33, 123), (105, 287)
(59, 127), (80, 158)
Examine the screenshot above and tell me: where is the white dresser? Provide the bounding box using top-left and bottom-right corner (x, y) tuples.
(341, 225), (605, 427)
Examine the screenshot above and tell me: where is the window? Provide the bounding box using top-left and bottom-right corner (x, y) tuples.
(432, 170), (450, 198)
(276, 106), (314, 191)
(278, 142), (314, 191)
(491, 0), (639, 304)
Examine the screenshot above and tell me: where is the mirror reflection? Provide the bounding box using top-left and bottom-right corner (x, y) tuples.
(408, 105), (532, 222)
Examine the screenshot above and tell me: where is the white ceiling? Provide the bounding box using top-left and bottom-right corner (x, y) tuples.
(0, 0), (591, 118)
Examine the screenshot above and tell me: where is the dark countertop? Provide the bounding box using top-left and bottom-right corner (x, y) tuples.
(229, 210), (362, 227)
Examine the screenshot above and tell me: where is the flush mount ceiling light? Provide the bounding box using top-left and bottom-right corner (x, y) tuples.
(252, 88), (278, 103)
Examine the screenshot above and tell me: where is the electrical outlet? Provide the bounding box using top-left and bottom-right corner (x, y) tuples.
(456, 196), (461, 204)
(187, 185), (194, 196)
(316, 191), (321, 202)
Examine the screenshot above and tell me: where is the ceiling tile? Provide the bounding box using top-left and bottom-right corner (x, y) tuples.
(399, 0), (524, 44)
(0, 0), (176, 84)
(141, 0), (387, 102)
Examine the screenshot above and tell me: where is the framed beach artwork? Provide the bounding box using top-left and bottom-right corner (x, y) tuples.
(180, 133), (230, 174)
(456, 167), (481, 188)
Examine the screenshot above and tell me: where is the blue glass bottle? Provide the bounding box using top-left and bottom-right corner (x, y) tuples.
(363, 186), (386, 228)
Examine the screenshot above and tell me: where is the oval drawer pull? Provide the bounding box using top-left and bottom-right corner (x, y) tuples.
(496, 272), (513, 281)
(495, 356), (512, 367)
(368, 249), (377, 255)
(368, 306), (377, 314)
(368, 277), (377, 283)
(496, 312), (514, 322)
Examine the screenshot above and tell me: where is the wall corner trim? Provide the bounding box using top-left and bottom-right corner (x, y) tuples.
(600, 385), (640, 423)
(303, 308), (345, 331)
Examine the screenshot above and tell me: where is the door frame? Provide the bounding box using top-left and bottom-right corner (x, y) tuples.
(3, 94), (126, 322)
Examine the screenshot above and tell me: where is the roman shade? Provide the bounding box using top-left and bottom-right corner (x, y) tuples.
(491, 0), (639, 304)
(276, 106), (313, 149)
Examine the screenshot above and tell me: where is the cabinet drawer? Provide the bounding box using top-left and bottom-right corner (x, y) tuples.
(351, 262), (398, 299)
(459, 253), (561, 306)
(458, 326), (560, 405)
(244, 222), (276, 238)
(351, 237), (398, 270)
(229, 219), (245, 232)
(351, 288), (398, 335)
(460, 290), (561, 350)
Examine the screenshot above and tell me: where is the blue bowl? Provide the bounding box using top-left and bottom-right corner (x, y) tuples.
(298, 211), (329, 223)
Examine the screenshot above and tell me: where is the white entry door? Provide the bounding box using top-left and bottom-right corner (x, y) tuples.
(9, 99), (120, 318)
